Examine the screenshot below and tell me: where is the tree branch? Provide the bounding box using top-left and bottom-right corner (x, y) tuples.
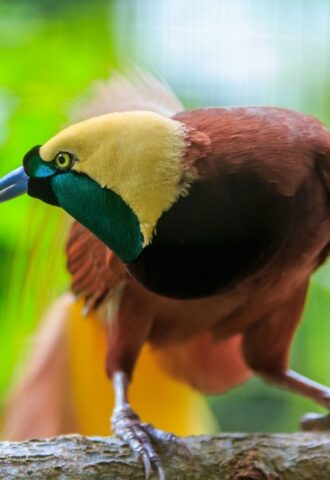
(1, 433), (330, 479)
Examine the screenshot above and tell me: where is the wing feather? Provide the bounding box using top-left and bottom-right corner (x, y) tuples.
(66, 222), (127, 312)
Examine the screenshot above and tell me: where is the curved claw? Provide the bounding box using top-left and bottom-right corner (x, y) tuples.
(142, 423), (192, 459)
(111, 405), (166, 480)
(141, 452), (152, 479)
(156, 464), (166, 480)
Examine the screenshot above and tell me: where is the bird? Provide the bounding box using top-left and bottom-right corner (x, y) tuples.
(1, 71), (330, 479)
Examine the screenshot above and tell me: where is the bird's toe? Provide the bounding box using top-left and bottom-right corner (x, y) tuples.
(111, 405), (165, 479)
(142, 423), (191, 458)
(300, 412), (330, 431)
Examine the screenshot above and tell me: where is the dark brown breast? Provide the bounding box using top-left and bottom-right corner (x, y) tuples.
(126, 107), (330, 299)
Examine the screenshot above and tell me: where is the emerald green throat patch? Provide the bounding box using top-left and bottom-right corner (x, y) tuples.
(51, 171), (143, 262)
(52, 172), (143, 262)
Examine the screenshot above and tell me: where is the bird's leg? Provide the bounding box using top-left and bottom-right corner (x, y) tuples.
(259, 370), (330, 430)
(242, 283), (330, 430)
(259, 370), (330, 408)
(111, 371), (165, 480)
(111, 371), (190, 479)
(106, 284), (186, 479)
(245, 354), (330, 430)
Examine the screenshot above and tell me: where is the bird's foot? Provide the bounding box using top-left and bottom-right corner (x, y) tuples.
(111, 404), (187, 479)
(300, 412), (330, 431)
(141, 422), (191, 458)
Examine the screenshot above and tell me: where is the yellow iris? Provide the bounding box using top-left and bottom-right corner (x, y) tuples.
(54, 151), (74, 170)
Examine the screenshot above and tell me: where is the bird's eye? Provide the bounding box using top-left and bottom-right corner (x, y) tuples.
(54, 152), (75, 170)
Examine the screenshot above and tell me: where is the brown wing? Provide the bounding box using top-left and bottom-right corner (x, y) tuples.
(66, 222), (128, 313)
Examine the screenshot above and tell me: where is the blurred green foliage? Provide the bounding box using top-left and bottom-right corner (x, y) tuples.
(1, 0), (330, 435)
(0, 0), (118, 407)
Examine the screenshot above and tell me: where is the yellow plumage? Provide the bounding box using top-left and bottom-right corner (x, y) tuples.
(40, 111), (189, 245)
(2, 296), (215, 439)
(68, 300), (215, 436)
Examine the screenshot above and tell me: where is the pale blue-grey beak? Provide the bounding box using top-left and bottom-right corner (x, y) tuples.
(0, 167), (29, 203)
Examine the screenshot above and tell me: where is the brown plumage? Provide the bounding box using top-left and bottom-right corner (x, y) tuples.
(66, 105), (330, 400)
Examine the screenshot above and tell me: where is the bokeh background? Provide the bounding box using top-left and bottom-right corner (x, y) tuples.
(1, 0), (330, 433)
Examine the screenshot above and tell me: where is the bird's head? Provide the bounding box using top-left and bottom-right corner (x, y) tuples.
(0, 111), (193, 262)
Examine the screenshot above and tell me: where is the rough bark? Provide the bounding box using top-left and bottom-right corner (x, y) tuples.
(0, 433), (330, 479)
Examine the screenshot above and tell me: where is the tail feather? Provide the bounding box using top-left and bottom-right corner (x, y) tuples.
(2, 294), (76, 440)
(2, 296), (216, 440)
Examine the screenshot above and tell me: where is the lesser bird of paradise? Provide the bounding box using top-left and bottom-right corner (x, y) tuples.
(1, 71), (330, 479)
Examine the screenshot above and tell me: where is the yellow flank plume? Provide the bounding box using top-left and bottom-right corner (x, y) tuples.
(68, 300), (216, 436)
(40, 111), (190, 245)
